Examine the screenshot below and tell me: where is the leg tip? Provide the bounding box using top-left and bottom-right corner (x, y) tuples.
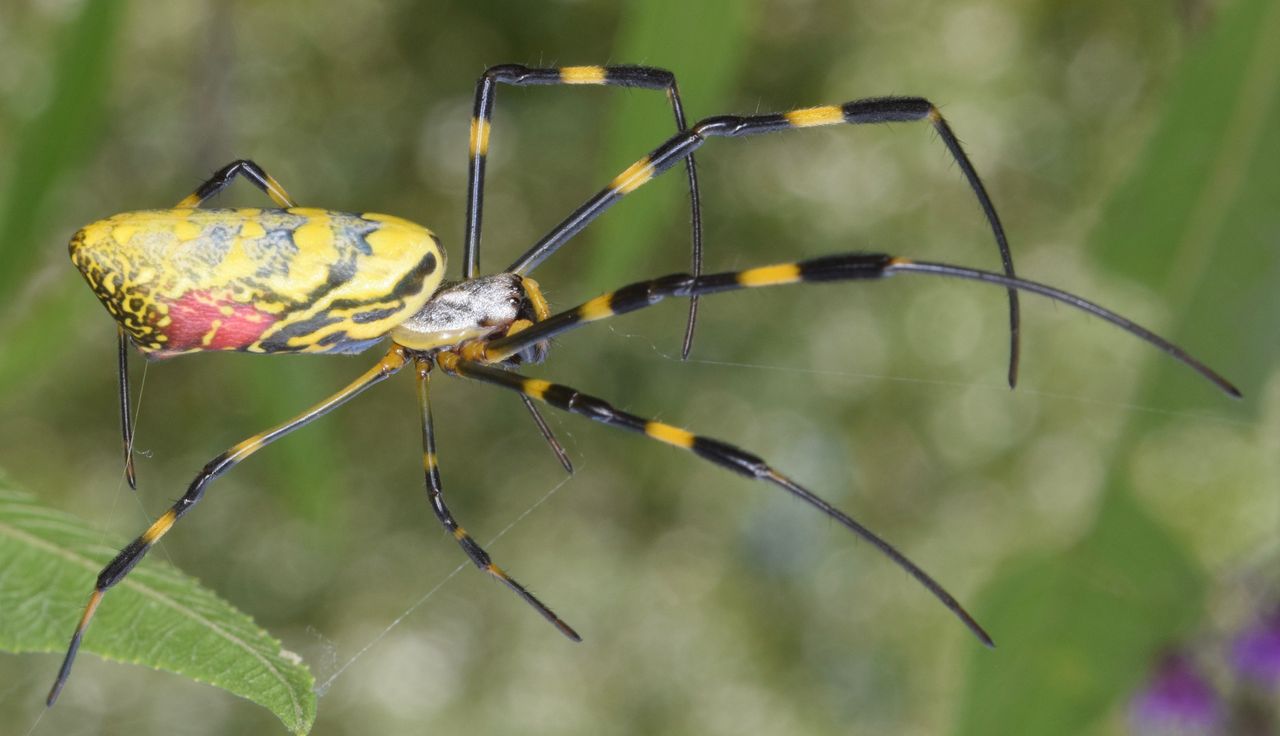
(558, 621), (583, 642)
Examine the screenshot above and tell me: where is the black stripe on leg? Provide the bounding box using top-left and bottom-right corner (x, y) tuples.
(601, 65), (675, 88)
(842, 97), (932, 123)
(796, 253), (895, 282)
(691, 436), (769, 478)
(452, 526), (493, 568)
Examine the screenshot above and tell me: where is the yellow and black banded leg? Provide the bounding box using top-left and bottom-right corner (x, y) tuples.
(465, 64), (702, 299)
(116, 326), (137, 490)
(174, 159), (297, 209)
(480, 256), (1238, 397)
(505, 97), (1022, 386)
(467, 64), (705, 357)
(467, 65), (703, 469)
(46, 347), (410, 707)
(436, 352), (995, 647)
(413, 357), (580, 640)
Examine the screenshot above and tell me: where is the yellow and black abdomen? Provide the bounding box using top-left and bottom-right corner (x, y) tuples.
(70, 208), (444, 357)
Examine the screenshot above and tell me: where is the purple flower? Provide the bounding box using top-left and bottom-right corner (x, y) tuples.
(1129, 652), (1221, 735)
(1230, 607), (1280, 687)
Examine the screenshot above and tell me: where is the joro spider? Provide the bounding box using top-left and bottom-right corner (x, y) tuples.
(47, 64), (1239, 706)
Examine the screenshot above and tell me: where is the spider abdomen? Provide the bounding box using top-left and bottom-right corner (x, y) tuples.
(70, 207), (444, 357)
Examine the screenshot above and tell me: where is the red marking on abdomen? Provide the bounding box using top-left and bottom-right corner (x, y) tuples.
(162, 290), (278, 352)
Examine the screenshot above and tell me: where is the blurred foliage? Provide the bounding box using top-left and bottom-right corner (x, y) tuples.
(960, 1), (1280, 732)
(0, 0), (1274, 734)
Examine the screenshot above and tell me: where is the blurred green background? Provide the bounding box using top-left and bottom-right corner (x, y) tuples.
(0, 0), (1275, 733)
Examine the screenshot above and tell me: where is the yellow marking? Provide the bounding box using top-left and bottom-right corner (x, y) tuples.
(381, 347), (410, 372)
(578, 294), (615, 321)
(927, 106), (942, 123)
(292, 219), (335, 252)
(784, 105), (845, 128)
(173, 219), (203, 241)
(364, 222), (425, 259)
(140, 509), (178, 545)
(645, 421), (695, 448)
(507, 318), (534, 336)
(561, 65), (607, 84)
(485, 562), (509, 578)
(175, 193), (201, 208)
(361, 212), (415, 226)
(522, 277), (550, 320)
(78, 589), (104, 629)
(469, 116), (491, 157)
(239, 221), (265, 239)
(219, 305), (235, 316)
(457, 342), (487, 362)
(610, 157), (655, 195)
(452, 527), (468, 541)
(436, 351), (460, 372)
(200, 319), (223, 347)
(77, 221), (113, 249)
(262, 174), (295, 207)
(423, 451), (437, 470)
(229, 435), (267, 459)
(111, 224), (138, 245)
(737, 263), (802, 287)
(523, 378), (552, 400)
(887, 256), (912, 266)
(286, 207), (327, 218)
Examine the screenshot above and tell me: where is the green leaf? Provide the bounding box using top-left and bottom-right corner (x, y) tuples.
(0, 484), (316, 734)
(955, 0), (1279, 732)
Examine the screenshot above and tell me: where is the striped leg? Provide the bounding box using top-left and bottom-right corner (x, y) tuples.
(175, 159), (297, 209)
(465, 65), (703, 357)
(505, 97), (1022, 386)
(468, 66), (699, 471)
(435, 352), (995, 647)
(480, 256), (1238, 397)
(46, 347), (410, 707)
(413, 357), (580, 641)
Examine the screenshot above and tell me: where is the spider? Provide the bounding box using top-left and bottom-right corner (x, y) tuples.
(47, 64), (1239, 706)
